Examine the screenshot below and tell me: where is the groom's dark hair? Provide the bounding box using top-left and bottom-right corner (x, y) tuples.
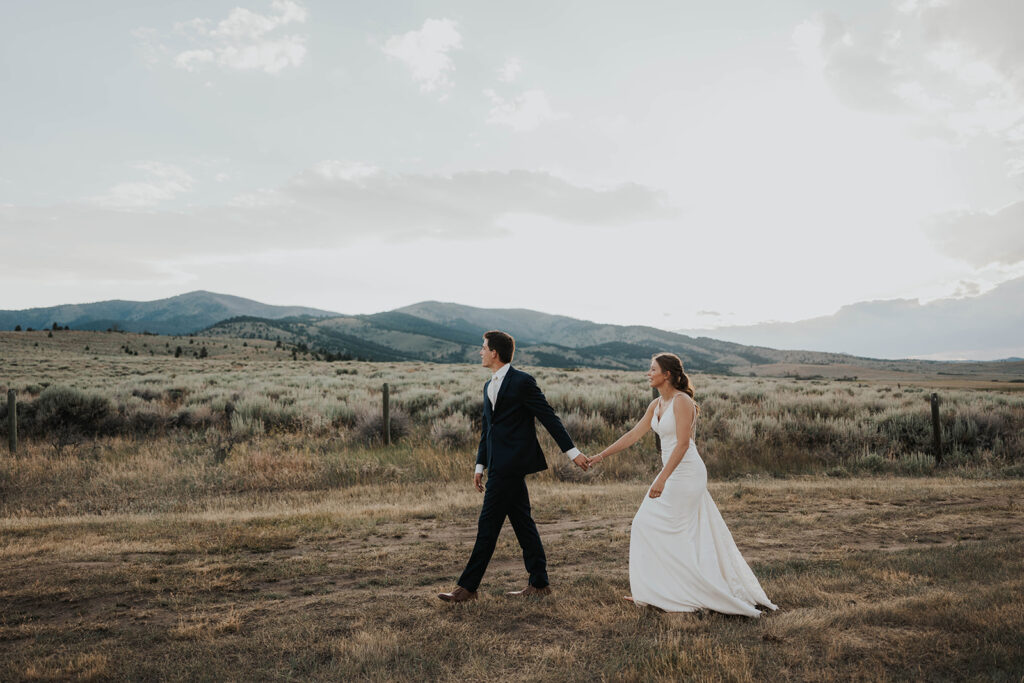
(483, 330), (515, 363)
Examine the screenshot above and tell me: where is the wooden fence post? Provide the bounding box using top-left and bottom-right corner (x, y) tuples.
(7, 389), (16, 455)
(382, 383), (391, 445)
(652, 387), (661, 453)
(931, 393), (942, 464)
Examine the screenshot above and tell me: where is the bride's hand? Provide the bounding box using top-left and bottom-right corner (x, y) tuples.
(648, 475), (666, 498)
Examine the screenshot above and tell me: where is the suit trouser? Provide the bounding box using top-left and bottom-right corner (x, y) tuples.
(458, 473), (548, 591)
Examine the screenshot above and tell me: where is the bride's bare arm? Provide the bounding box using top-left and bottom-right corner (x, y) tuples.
(648, 396), (696, 497)
(591, 400), (657, 463)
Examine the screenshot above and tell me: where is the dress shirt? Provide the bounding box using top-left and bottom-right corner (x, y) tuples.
(486, 362), (511, 409)
(475, 364), (580, 474)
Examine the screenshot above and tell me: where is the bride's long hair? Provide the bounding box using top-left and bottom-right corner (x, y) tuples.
(653, 353), (699, 414)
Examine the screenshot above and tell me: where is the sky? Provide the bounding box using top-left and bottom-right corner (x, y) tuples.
(1, 0), (1022, 331)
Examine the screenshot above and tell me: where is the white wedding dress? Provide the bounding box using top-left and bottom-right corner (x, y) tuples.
(629, 396), (777, 616)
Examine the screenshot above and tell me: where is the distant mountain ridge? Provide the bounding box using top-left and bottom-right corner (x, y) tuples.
(3, 290), (1020, 373)
(202, 309), (774, 372)
(679, 276), (1024, 361)
(200, 300), (983, 375)
(0, 291), (340, 335)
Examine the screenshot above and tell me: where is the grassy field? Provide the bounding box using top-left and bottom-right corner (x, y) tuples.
(1, 330), (1023, 680)
(2, 477), (1022, 681)
(2, 330), (1023, 479)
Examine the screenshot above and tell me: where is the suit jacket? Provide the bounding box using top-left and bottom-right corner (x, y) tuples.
(476, 366), (575, 477)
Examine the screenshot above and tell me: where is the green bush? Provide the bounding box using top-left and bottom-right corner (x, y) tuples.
(875, 412), (932, 451)
(32, 386), (114, 437)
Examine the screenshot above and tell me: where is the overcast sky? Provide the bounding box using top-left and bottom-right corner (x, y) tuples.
(1, 0), (1022, 329)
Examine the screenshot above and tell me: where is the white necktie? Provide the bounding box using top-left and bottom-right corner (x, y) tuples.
(489, 374), (500, 407)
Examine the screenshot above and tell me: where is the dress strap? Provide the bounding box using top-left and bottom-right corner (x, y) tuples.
(690, 398), (698, 441)
(657, 392), (679, 420)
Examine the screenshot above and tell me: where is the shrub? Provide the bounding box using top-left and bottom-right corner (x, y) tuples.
(31, 386), (113, 434)
(875, 412), (932, 451)
(561, 410), (609, 444)
(894, 452), (935, 476)
(27, 386), (117, 452)
(131, 388), (162, 402)
(231, 411), (264, 437)
(849, 451), (889, 474)
(395, 387), (443, 418)
(354, 407), (409, 445)
(233, 397), (301, 433)
(430, 412), (474, 448)
(122, 405), (166, 435)
(1000, 463), (1024, 478)
(438, 392), (478, 420)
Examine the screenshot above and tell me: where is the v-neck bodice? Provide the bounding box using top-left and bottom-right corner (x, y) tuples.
(651, 394), (697, 461)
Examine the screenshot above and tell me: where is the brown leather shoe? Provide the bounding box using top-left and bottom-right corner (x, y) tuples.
(505, 585), (552, 597)
(438, 586), (478, 603)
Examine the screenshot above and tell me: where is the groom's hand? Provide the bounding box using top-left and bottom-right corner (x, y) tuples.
(573, 454), (589, 471)
(474, 472), (484, 492)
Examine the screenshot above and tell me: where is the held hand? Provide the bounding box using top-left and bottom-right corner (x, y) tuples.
(572, 454), (589, 471)
(587, 454), (602, 467)
(648, 476), (666, 499)
(474, 472), (484, 492)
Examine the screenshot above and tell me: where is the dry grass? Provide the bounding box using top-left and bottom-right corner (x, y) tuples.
(1, 332), (1023, 680)
(1, 477), (1021, 681)
(2, 331), (1023, 478)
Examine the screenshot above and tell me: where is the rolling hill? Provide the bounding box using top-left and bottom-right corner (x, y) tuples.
(5, 292), (1024, 379)
(0, 291), (340, 335)
(200, 301), (1024, 379)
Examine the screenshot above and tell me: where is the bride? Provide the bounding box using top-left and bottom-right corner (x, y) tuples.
(588, 353), (777, 616)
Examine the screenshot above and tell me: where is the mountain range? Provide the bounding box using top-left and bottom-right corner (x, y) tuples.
(1, 290), (1021, 376)
(0, 291), (339, 335)
(679, 276), (1024, 361)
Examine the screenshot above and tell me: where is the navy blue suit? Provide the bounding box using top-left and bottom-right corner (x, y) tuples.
(458, 366), (575, 591)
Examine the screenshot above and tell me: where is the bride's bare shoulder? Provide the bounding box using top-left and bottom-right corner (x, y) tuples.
(672, 392), (696, 412)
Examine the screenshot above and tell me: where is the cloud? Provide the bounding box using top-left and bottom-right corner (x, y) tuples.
(140, 1), (308, 75)
(484, 89), (567, 131)
(792, 14), (907, 112)
(498, 57), (522, 83)
(132, 27), (167, 67)
(310, 160), (381, 183)
(794, 1), (1024, 175)
(176, 38), (306, 74)
(926, 200), (1024, 266)
(2, 164), (675, 282)
(952, 280), (981, 297)
(206, 1), (307, 41)
(278, 165), (673, 238)
(91, 162), (195, 209)
(381, 18), (462, 95)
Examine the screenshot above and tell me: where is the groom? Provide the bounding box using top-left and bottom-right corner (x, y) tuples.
(438, 330), (589, 603)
